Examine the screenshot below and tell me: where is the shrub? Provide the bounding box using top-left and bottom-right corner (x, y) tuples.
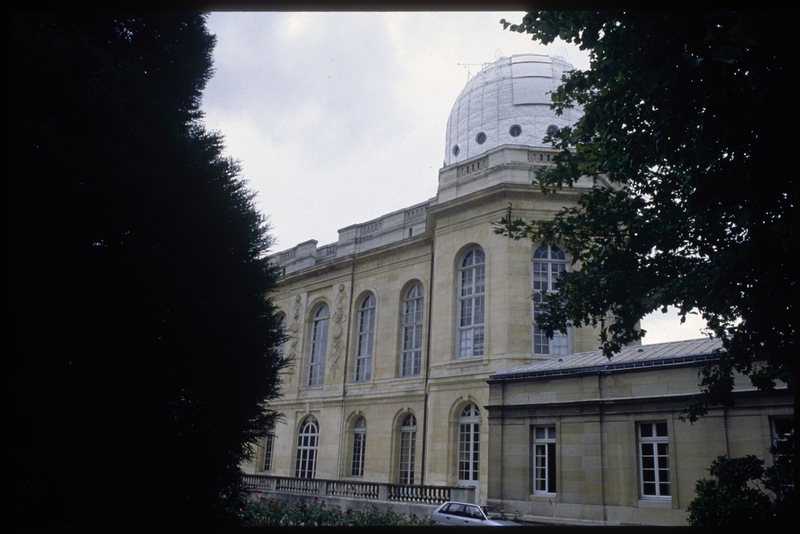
(239, 496), (434, 526)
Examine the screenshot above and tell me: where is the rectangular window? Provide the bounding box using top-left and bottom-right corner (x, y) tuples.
(638, 422), (670, 498)
(401, 283), (424, 376)
(262, 432), (274, 472)
(351, 430), (366, 477)
(457, 249), (485, 358)
(399, 430), (416, 484)
(532, 426), (556, 493)
(770, 416), (794, 461)
(532, 244), (569, 355)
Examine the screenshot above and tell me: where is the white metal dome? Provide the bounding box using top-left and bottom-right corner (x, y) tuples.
(443, 54), (582, 166)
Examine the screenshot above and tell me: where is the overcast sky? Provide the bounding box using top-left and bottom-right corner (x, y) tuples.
(200, 11), (708, 344)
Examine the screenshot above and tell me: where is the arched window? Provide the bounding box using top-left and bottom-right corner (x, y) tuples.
(354, 293), (376, 382)
(458, 404), (480, 487)
(398, 414), (417, 485)
(401, 282), (424, 376)
(350, 416), (366, 477)
(295, 416), (318, 479)
(532, 244), (570, 355)
(308, 305), (329, 386)
(457, 248), (485, 358)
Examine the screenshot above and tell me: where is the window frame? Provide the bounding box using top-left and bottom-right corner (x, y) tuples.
(532, 425), (556, 494)
(401, 282), (424, 376)
(457, 247), (485, 359)
(458, 403), (480, 484)
(262, 428), (275, 472)
(531, 243), (570, 355)
(350, 416), (366, 477)
(307, 304), (329, 387)
(398, 413), (417, 485)
(354, 293), (376, 382)
(637, 421), (671, 499)
(295, 416), (319, 479)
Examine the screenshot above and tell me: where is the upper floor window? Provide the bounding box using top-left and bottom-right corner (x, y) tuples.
(457, 248), (485, 358)
(401, 282), (424, 376)
(351, 416), (367, 477)
(354, 293), (376, 382)
(638, 422), (670, 498)
(307, 304), (329, 387)
(532, 244), (570, 355)
(295, 416), (319, 479)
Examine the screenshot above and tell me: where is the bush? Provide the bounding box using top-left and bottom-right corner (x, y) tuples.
(239, 496), (435, 526)
(687, 434), (795, 527)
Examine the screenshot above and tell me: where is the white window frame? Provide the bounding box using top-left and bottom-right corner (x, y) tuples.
(295, 416), (319, 479)
(458, 404), (480, 484)
(532, 425), (556, 494)
(351, 416), (366, 477)
(457, 248), (485, 358)
(401, 282), (424, 376)
(398, 414), (416, 485)
(532, 244), (570, 355)
(262, 428), (275, 472)
(354, 293), (375, 382)
(307, 305), (329, 387)
(637, 421), (671, 498)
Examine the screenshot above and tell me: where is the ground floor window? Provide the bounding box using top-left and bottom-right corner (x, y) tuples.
(398, 414), (416, 485)
(295, 416), (318, 479)
(532, 425), (556, 493)
(638, 421), (670, 498)
(351, 416), (366, 477)
(262, 429), (275, 472)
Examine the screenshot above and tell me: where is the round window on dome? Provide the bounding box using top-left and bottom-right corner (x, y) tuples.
(452, 145), (460, 157)
(509, 125), (522, 137)
(546, 124), (559, 137)
(475, 132), (487, 145)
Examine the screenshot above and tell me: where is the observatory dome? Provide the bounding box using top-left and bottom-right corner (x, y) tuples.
(443, 54), (582, 167)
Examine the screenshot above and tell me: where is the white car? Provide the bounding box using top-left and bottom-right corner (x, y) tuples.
(431, 501), (521, 526)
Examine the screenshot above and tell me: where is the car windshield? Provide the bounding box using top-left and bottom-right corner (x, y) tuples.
(481, 506), (510, 520)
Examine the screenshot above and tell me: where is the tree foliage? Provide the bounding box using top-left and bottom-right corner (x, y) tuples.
(686, 432), (795, 525)
(12, 13), (288, 527)
(494, 11), (796, 422)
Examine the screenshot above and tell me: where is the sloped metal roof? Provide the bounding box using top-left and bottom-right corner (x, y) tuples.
(489, 337), (723, 381)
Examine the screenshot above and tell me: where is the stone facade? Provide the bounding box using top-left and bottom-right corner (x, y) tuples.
(485, 339), (793, 525)
(240, 54), (792, 526)
(246, 141), (606, 504)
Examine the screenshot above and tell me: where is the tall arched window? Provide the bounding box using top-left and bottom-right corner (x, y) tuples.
(295, 416), (318, 479)
(354, 293), (375, 382)
(457, 248), (485, 358)
(350, 416), (366, 477)
(532, 244), (570, 355)
(401, 282), (424, 376)
(458, 404), (480, 487)
(398, 414), (417, 485)
(308, 305), (329, 386)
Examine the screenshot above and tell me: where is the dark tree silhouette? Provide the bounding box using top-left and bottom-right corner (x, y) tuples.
(12, 12), (288, 527)
(494, 10), (796, 422)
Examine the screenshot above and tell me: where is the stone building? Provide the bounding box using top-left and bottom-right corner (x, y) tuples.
(486, 338), (793, 525)
(245, 54), (603, 503)
(241, 54), (792, 525)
